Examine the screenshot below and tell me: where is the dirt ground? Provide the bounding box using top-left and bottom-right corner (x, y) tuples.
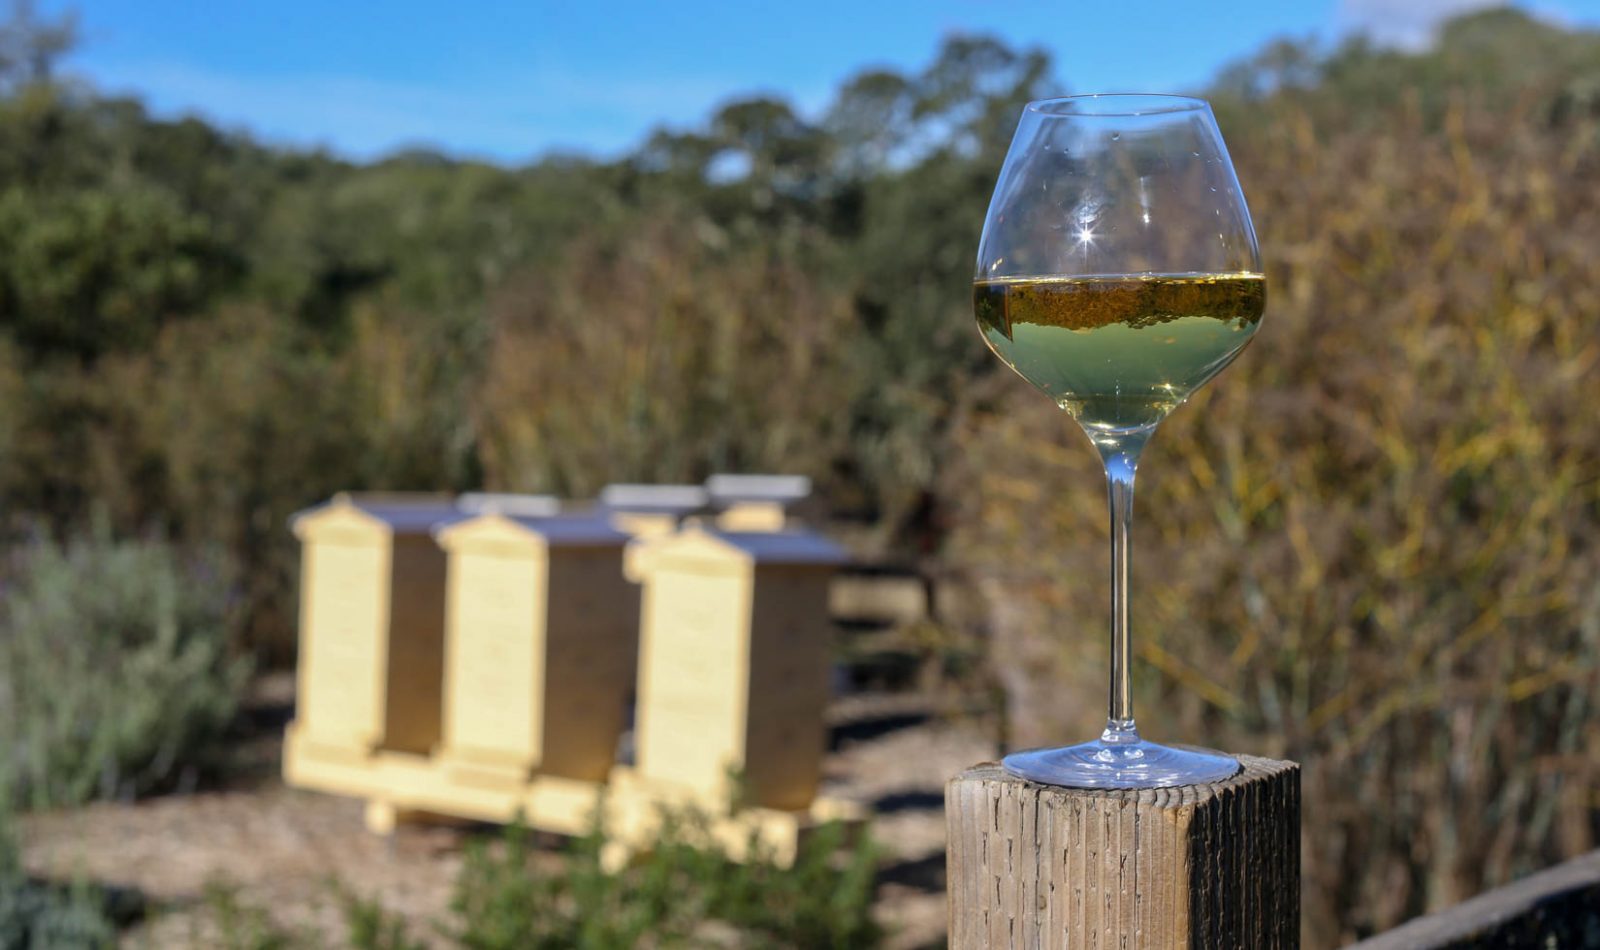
(18, 677), (995, 948)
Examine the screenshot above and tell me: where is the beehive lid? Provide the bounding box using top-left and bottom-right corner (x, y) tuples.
(435, 512), (628, 550)
(457, 492), (562, 518)
(599, 483), (709, 514)
(704, 474), (811, 506)
(713, 529), (845, 563)
(290, 493), (466, 539)
(627, 522), (848, 576)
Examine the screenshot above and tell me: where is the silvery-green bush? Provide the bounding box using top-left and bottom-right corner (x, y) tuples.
(0, 530), (249, 808)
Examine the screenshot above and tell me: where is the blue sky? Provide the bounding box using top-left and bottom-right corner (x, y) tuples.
(51, 0), (1600, 163)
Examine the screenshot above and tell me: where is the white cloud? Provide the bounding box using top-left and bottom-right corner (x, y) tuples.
(67, 58), (754, 163)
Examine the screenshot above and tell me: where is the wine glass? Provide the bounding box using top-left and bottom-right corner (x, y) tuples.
(973, 94), (1264, 788)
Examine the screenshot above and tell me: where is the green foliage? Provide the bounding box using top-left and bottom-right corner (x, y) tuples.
(1209, 7), (1600, 132)
(174, 819), (878, 950)
(0, 805), (116, 950)
(0, 529), (249, 807)
(449, 817), (880, 949)
(0, 878), (116, 950)
(0, 2), (74, 94)
(477, 216), (856, 498)
(195, 882), (427, 950)
(201, 884), (298, 950)
(0, 182), (235, 360)
(340, 889), (425, 950)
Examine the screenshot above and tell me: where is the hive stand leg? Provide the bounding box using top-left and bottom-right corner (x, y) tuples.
(363, 799), (472, 835)
(364, 799), (398, 835)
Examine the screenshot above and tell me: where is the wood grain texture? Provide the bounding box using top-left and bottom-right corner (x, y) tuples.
(1349, 849), (1600, 950)
(381, 534), (447, 754)
(946, 755), (1299, 949)
(743, 565), (834, 810)
(541, 547), (640, 781)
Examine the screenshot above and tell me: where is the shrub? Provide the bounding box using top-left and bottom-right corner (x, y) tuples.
(0, 303), (481, 662)
(0, 804), (116, 949)
(200, 884), (297, 950)
(0, 529), (249, 807)
(341, 889), (426, 950)
(199, 882), (424, 950)
(129, 304), (477, 659)
(0, 876), (116, 950)
(450, 816), (881, 949)
(476, 216), (857, 503)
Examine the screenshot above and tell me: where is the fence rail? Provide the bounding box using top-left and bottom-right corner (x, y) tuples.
(1349, 848), (1600, 950)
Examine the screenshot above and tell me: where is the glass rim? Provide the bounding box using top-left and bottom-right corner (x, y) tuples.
(1024, 94), (1211, 117)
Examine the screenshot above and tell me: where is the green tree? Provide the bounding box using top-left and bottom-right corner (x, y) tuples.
(0, 0), (74, 92)
(0, 183), (236, 359)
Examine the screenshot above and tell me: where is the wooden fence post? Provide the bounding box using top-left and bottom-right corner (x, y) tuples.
(946, 755), (1300, 948)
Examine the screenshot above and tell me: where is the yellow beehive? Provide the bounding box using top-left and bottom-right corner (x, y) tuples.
(434, 513), (638, 788)
(623, 522), (846, 812)
(285, 494), (459, 762)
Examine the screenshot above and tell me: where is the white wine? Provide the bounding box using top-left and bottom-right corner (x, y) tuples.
(973, 273), (1265, 435)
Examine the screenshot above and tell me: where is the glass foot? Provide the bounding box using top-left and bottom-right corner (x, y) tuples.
(1002, 721), (1239, 789)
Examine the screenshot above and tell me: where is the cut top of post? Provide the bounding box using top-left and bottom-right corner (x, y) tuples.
(953, 756), (1292, 808)
(946, 755), (1301, 950)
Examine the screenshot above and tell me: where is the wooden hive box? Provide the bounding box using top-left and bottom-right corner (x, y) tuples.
(286, 494), (461, 764)
(434, 513), (639, 788)
(622, 523), (846, 812)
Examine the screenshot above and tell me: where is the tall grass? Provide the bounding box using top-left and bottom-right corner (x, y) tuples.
(476, 217), (858, 501)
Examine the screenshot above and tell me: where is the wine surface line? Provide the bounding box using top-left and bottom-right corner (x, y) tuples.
(973, 273), (1265, 436)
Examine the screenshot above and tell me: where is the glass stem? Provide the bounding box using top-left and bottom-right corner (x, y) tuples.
(1101, 446), (1141, 743)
